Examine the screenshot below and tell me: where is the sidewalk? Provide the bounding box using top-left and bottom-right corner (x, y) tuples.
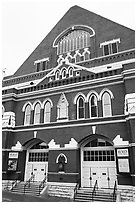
(2, 190), (72, 202)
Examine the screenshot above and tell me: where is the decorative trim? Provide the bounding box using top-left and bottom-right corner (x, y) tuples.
(87, 90), (99, 101)
(113, 135), (129, 146)
(56, 153), (68, 163)
(73, 92), (86, 104)
(48, 139), (60, 149)
(65, 138), (78, 148)
(42, 98), (53, 109)
(5, 117), (127, 132)
(99, 88), (114, 100)
(100, 38), (120, 47)
(34, 57), (49, 64)
(22, 101), (33, 112)
(53, 25), (95, 47)
(32, 100), (42, 110)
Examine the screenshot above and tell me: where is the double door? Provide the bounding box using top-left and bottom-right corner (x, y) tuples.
(25, 162), (48, 181)
(82, 166), (116, 188)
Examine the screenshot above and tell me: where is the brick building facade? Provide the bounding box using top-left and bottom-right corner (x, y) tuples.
(2, 6), (135, 201)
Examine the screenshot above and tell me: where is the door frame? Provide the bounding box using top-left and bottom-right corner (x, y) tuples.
(24, 149), (48, 181)
(81, 146), (117, 188)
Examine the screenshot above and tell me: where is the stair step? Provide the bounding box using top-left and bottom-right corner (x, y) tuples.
(74, 188), (115, 202)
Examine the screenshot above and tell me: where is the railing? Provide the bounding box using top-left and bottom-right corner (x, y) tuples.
(10, 179), (18, 191)
(24, 174), (35, 194)
(113, 180), (117, 201)
(92, 180), (98, 201)
(38, 174), (48, 195)
(73, 182), (80, 200)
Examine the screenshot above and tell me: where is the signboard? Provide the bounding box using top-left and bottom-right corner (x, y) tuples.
(118, 158), (130, 173)
(9, 152), (18, 159)
(117, 149), (129, 157)
(8, 160), (17, 171)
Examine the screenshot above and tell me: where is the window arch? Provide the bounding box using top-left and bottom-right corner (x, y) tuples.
(61, 68), (67, 79)
(44, 101), (51, 123)
(83, 48), (90, 61)
(102, 92), (112, 117)
(77, 96), (85, 119)
(24, 104), (31, 125)
(55, 70), (60, 80)
(74, 51), (81, 63)
(89, 95), (98, 118)
(68, 67), (74, 77)
(34, 103), (41, 124)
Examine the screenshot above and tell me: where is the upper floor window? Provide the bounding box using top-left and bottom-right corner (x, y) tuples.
(24, 104), (31, 125)
(62, 68), (66, 79)
(125, 93), (135, 115)
(75, 51), (81, 63)
(57, 93), (69, 120)
(100, 39), (120, 56)
(34, 103), (41, 124)
(68, 67), (73, 77)
(34, 58), (49, 72)
(55, 70), (60, 80)
(44, 101), (51, 123)
(102, 92), (112, 117)
(77, 97), (85, 119)
(56, 30), (91, 55)
(89, 95), (98, 118)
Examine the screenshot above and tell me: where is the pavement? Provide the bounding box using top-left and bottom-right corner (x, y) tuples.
(2, 190), (72, 202)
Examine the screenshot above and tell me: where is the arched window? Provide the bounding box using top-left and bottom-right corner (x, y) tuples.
(77, 97), (85, 119)
(102, 92), (112, 117)
(57, 93), (68, 120)
(84, 51), (90, 61)
(55, 70), (60, 80)
(34, 103), (41, 124)
(90, 95), (98, 117)
(62, 69), (66, 79)
(44, 101), (51, 123)
(75, 52), (81, 63)
(68, 67), (73, 77)
(24, 104), (31, 125)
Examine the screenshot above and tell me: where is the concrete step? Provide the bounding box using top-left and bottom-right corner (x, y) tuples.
(74, 188), (115, 202)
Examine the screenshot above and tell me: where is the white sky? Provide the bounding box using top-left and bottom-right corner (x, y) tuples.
(1, 0), (135, 76)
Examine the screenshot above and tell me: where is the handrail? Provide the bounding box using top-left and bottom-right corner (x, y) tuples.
(39, 174), (48, 195)
(10, 179), (18, 190)
(92, 180), (98, 201)
(113, 180), (117, 201)
(24, 174), (35, 194)
(73, 182), (79, 200)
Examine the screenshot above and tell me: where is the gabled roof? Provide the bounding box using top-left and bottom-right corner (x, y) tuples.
(9, 5), (135, 78)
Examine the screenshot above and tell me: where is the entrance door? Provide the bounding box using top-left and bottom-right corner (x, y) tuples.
(25, 149), (48, 182)
(33, 163), (47, 181)
(25, 162), (48, 181)
(82, 166), (116, 188)
(81, 140), (117, 188)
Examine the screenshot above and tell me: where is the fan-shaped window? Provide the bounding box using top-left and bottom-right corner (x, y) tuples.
(77, 97), (85, 119)
(34, 103), (41, 124)
(90, 95), (98, 117)
(44, 101), (51, 123)
(85, 139), (113, 147)
(57, 30), (91, 55)
(24, 104), (31, 125)
(102, 92), (112, 117)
